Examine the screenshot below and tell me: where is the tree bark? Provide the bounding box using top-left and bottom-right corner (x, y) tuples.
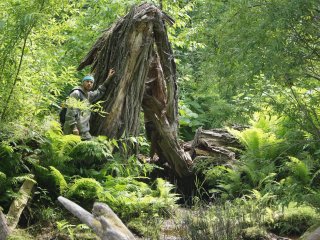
(0, 210), (8, 240)
(58, 196), (136, 240)
(6, 178), (35, 231)
(78, 3), (191, 177)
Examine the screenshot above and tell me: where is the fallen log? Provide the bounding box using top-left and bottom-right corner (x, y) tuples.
(0, 177), (35, 239)
(58, 196), (136, 240)
(0, 210), (8, 240)
(186, 127), (243, 160)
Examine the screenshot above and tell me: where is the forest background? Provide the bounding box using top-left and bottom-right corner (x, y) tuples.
(1, 0), (320, 239)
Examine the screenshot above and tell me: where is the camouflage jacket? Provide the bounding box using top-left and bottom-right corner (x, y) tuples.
(63, 84), (107, 140)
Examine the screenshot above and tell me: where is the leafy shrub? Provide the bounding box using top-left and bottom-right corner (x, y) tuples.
(268, 202), (320, 235)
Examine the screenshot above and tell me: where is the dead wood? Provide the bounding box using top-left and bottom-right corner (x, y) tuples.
(0, 177), (35, 239)
(0, 210), (8, 240)
(185, 127), (243, 167)
(6, 178), (35, 230)
(78, 3), (191, 177)
(58, 196), (136, 240)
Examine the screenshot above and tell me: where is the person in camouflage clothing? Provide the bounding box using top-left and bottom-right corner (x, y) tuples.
(63, 69), (115, 140)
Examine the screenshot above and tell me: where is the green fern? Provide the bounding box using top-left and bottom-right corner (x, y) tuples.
(41, 121), (81, 167)
(67, 178), (103, 205)
(49, 166), (68, 194)
(33, 164), (59, 196)
(10, 174), (35, 185)
(103, 154), (158, 177)
(69, 140), (113, 167)
(229, 127), (283, 160)
(153, 178), (180, 206)
(285, 156), (311, 185)
(0, 141), (23, 176)
(99, 176), (178, 221)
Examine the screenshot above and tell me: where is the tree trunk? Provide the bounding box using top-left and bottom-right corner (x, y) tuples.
(78, 3), (191, 177)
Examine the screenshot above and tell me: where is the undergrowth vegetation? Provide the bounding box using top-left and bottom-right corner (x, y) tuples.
(187, 111), (320, 239)
(1, 0), (320, 238)
(0, 120), (179, 239)
(2, 108), (320, 239)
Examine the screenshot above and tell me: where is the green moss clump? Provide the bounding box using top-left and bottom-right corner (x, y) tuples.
(49, 166), (68, 194)
(67, 178), (103, 207)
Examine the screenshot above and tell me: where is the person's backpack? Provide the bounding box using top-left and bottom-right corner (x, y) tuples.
(59, 88), (86, 127)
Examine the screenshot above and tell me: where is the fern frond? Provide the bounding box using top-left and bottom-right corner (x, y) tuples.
(11, 174), (35, 185)
(67, 178), (103, 202)
(286, 156), (311, 185)
(49, 166), (68, 194)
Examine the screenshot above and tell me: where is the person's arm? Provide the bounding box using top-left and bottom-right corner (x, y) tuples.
(89, 69), (115, 103)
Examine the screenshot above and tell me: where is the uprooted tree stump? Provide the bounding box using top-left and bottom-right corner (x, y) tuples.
(78, 3), (244, 182)
(78, 3), (192, 177)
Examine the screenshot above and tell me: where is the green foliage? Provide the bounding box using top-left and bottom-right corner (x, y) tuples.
(0, 141), (24, 176)
(207, 166), (250, 199)
(181, 193), (273, 240)
(69, 139), (112, 167)
(228, 115), (284, 160)
(56, 220), (97, 240)
(33, 206), (64, 224)
(33, 165), (59, 197)
(41, 121), (81, 167)
(285, 156), (311, 185)
(49, 166), (68, 194)
(103, 154), (158, 178)
(268, 202), (320, 235)
(100, 175), (179, 222)
(0, 172), (6, 194)
(67, 178), (103, 207)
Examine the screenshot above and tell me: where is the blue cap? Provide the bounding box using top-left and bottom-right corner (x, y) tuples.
(82, 75), (94, 82)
